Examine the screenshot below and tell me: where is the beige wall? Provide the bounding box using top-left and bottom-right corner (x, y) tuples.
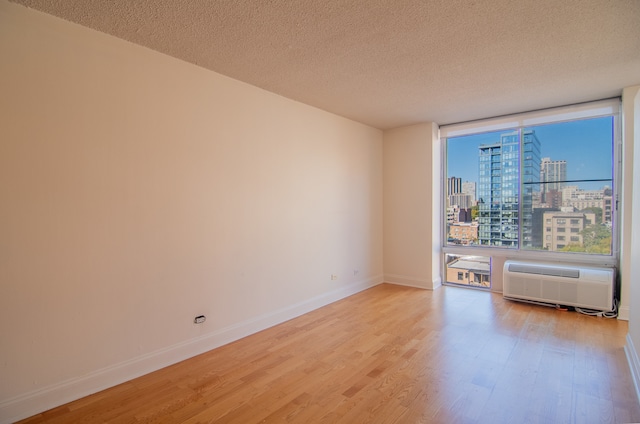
(621, 86), (640, 323)
(0, 2), (383, 420)
(623, 86), (640, 398)
(383, 123), (442, 289)
(1, 0), (638, 420)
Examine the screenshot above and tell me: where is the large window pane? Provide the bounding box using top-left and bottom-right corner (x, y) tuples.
(445, 115), (615, 256)
(446, 130), (525, 248)
(523, 117), (614, 254)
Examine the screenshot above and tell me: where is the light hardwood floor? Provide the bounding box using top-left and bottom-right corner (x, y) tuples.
(19, 284), (640, 424)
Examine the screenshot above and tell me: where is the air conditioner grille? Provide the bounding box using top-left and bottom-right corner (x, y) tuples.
(503, 260), (615, 312)
(507, 263), (580, 279)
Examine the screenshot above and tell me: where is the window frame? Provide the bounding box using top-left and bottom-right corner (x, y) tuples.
(440, 99), (621, 270)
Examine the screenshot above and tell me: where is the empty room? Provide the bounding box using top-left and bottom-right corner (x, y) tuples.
(1, 1), (640, 423)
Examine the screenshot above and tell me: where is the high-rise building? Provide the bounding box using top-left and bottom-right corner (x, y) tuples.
(477, 130), (541, 247)
(540, 157), (567, 202)
(462, 181), (476, 205)
(448, 176), (462, 195)
(540, 158), (567, 190)
(449, 193), (472, 209)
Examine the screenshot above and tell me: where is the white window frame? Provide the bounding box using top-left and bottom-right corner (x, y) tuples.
(440, 98), (621, 269)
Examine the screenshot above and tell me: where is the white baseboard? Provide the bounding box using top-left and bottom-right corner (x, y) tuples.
(432, 277), (442, 290)
(384, 273), (436, 289)
(625, 333), (640, 407)
(0, 276), (382, 424)
(619, 304), (630, 321)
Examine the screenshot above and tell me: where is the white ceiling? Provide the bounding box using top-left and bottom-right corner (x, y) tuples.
(10, 0), (640, 129)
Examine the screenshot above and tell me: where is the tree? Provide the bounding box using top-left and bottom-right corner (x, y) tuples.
(559, 243), (585, 253)
(581, 224), (611, 254)
(559, 224), (612, 254)
(582, 207), (603, 223)
(471, 205), (479, 220)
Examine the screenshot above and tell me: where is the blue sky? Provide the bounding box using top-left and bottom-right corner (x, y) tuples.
(446, 117), (614, 190)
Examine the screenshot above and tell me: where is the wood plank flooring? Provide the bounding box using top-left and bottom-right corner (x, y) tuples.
(18, 284), (640, 424)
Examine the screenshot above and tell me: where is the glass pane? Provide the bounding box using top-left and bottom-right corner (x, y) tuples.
(446, 130), (520, 248)
(523, 117), (614, 255)
(444, 254), (491, 288)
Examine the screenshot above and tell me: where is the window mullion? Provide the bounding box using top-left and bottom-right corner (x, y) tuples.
(518, 127), (524, 250)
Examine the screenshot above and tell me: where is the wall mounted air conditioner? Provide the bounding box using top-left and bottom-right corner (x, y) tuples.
(503, 260), (615, 312)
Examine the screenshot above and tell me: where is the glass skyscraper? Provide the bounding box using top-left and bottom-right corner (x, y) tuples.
(477, 130), (540, 247)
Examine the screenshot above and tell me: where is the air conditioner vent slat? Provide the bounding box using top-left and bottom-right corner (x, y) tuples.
(503, 261), (614, 312)
(507, 264), (580, 279)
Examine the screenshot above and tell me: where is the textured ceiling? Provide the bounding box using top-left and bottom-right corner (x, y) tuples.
(10, 0), (640, 129)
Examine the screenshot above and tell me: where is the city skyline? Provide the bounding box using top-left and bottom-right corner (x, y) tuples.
(445, 117), (614, 252)
(446, 117), (614, 191)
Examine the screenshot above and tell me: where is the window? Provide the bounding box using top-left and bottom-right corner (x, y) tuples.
(443, 99), (618, 263)
(445, 254), (491, 288)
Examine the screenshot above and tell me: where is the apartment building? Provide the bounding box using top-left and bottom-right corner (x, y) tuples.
(562, 186), (614, 223)
(448, 222), (479, 246)
(542, 210), (596, 251)
(445, 256), (490, 287)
